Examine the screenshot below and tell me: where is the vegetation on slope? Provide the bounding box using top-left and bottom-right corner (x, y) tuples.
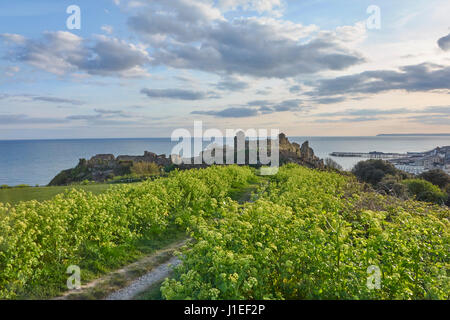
(0, 184), (111, 206)
(1, 164), (448, 300)
(352, 160), (450, 206)
(0, 166), (255, 299)
(161, 165), (449, 300)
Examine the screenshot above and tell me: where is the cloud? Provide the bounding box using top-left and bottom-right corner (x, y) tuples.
(313, 106), (450, 124)
(192, 107), (259, 118)
(247, 99), (271, 106)
(313, 96), (346, 104)
(316, 108), (411, 118)
(315, 116), (382, 123)
(218, 0), (284, 14)
(141, 88), (216, 100)
(221, 0), (281, 11)
(0, 114), (65, 125)
(438, 33), (450, 51)
(76, 35), (151, 77)
(215, 76), (249, 91)
(127, 0), (223, 44)
(32, 96), (84, 105)
(255, 89), (271, 95)
(4, 66), (20, 77)
(423, 106), (450, 114)
(272, 99), (302, 111)
(66, 108), (136, 125)
(101, 25), (114, 34)
(93, 108), (132, 117)
(0, 33), (26, 44)
(127, 1), (365, 78)
(0, 94), (85, 105)
(289, 85), (301, 93)
(247, 98), (303, 112)
(407, 114), (450, 125)
(191, 98), (304, 118)
(309, 63), (450, 97)
(1, 31), (151, 77)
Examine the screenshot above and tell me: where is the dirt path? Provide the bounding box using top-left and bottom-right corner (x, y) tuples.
(105, 256), (181, 300)
(57, 182), (266, 300)
(55, 239), (188, 300)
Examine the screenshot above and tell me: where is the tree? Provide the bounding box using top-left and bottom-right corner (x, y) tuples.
(419, 169), (450, 189)
(445, 184), (450, 206)
(352, 159), (406, 186)
(325, 158), (343, 171)
(402, 179), (447, 205)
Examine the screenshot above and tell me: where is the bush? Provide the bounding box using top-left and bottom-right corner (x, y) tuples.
(15, 184), (30, 189)
(445, 184), (450, 206)
(131, 162), (161, 176)
(377, 175), (409, 199)
(163, 165), (450, 300)
(403, 179), (447, 205)
(352, 160), (406, 186)
(325, 158), (343, 171)
(419, 169), (450, 189)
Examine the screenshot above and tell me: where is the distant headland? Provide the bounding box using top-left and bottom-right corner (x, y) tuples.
(377, 133), (450, 137)
(49, 133), (325, 186)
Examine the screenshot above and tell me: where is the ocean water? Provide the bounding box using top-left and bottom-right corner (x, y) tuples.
(0, 136), (449, 186)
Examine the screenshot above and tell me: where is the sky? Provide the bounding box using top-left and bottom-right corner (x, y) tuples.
(0, 0), (449, 139)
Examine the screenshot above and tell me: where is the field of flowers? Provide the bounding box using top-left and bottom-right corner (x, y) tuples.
(161, 165), (449, 300)
(0, 166), (255, 299)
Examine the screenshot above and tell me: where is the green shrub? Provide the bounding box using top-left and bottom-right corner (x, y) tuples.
(419, 169), (450, 189)
(403, 179), (447, 205)
(352, 160), (407, 186)
(377, 175), (409, 199)
(163, 165), (449, 300)
(131, 162), (161, 176)
(15, 184), (30, 189)
(445, 184), (450, 206)
(325, 158), (343, 171)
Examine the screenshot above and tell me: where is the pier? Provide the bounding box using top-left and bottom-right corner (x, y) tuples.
(330, 151), (408, 159)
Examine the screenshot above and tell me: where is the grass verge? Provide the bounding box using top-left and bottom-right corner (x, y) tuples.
(0, 184), (111, 206)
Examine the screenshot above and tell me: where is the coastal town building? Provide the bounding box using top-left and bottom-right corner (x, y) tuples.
(389, 146), (450, 174)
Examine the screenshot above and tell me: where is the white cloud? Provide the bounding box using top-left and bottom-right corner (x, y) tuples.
(101, 25), (114, 34)
(1, 31), (151, 78)
(0, 33), (26, 44)
(218, 0), (283, 14)
(5, 66), (20, 77)
(128, 5), (365, 78)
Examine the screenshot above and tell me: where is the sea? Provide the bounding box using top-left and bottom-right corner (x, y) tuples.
(1, 136), (449, 187)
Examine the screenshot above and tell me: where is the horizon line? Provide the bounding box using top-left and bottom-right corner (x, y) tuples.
(1, 133), (450, 141)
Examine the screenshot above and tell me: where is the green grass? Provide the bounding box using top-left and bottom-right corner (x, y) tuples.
(0, 184), (111, 206)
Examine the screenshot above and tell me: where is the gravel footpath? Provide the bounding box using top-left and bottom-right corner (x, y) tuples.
(105, 256), (181, 300)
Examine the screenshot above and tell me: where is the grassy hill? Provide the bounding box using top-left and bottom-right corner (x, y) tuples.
(0, 184), (111, 206)
(0, 165), (448, 300)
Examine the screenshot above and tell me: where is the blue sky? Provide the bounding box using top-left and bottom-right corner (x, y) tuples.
(0, 0), (449, 139)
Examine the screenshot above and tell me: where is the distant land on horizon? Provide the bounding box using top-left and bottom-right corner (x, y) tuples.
(377, 133), (450, 137)
(2, 134), (450, 141)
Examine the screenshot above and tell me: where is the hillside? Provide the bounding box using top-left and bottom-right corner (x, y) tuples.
(1, 165), (448, 300)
